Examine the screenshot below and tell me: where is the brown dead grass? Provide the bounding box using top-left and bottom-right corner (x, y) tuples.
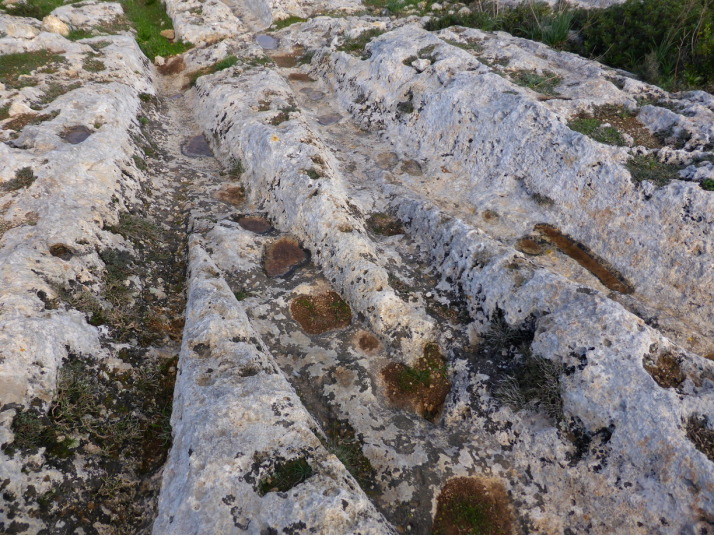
(643, 352), (685, 389)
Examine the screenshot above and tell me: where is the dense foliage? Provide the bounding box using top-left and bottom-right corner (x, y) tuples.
(426, 0), (714, 91)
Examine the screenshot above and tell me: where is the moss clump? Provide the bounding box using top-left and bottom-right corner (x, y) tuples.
(290, 291), (352, 334)
(627, 154), (682, 187)
(510, 69), (562, 95)
(83, 57), (106, 72)
(271, 16), (307, 30)
(258, 458), (314, 495)
(2, 167), (37, 192)
(367, 213), (404, 236)
(382, 343), (450, 420)
(433, 477), (513, 535)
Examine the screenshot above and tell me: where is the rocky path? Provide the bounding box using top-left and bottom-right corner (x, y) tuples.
(1, 2), (714, 535)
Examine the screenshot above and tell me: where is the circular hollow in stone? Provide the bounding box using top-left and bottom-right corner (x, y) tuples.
(256, 34), (279, 50)
(481, 209), (499, 221)
(61, 125), (93, 144)
(300, 88), (324, 101)
(290, 291), (352, 335)
(263, 236), (309, 278)
(375, 151), (398, 170)
(288, 73), (315, 82)
(367, 213), (404, 236)
(381, 342), (450, 421)
(237, 215), (273, 234)
(432, 477), (513, 535)
(272, 54), (298, 68)
(353, 330), (380, 355)
(400, 159), (423, 176)
(181, 135), (213, 158)
(515, 237), (546, 256)
(49, 243), (73, 261)
(317, 113), (341, 126)
(214, 186), (245, 207)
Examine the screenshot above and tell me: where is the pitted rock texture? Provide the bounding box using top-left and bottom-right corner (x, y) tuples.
(2, 1), (714, 534)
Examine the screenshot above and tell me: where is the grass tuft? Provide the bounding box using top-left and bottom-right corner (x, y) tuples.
(122, 0), (191, 60)
(258, 458), (314, 495)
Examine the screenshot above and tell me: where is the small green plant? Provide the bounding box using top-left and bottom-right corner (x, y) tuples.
(187, 55), (239, 86)
(233, 289), (250, 301)
(3, 167), (37, 191)
(627, 154), (681, 187)
(297, 50), (315, 65)
(107, 213), (159, 243)
(701, 179), (714, 191)
(568, 117), (626, 146)
(305, 168), (322, 180)
(510, 69), (562, 96)
(67, 28), (95, 41)
(337, 29), (385, 58)
(271, 16), (307, 30)
(227, 158), (244, 179)
(258, 458), (314, 495)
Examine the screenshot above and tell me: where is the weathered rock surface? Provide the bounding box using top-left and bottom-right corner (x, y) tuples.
(2, 0), (713, 534)
(153, 237), (394, 534)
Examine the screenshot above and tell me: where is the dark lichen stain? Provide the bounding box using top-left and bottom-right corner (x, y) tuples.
(290, 291), (352, 335)
(643, 352), (685, 389)
(382, 342), (450, 421)
(535, 223), (633, 294)
(433, 477), (513, 535)
(400, 159), (423, 176)
(237, 215), (273, 234)
(49, 243), (73, 261)
(214, 185), (245, 207)
(181, 134), (213, 158)
(263, 236), (309, 278)
(61, 125), (92, 144)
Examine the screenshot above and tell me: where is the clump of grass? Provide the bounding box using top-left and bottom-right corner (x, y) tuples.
(627, 154), (682, 187)
(106, 213), (159, 244)
(510, 69), (562, 96)
(67, 29), (95, 41)
(2, 167), (36, 192)
(227, 158), (244, 179)
(0, 51), (64, 89)
(337, 28), (385, 58)
(83, 56), (106, 72)
(122, 0), (191, 60)
(433, 478), (513, 535)
(271, 16), (307, 30)
(187, 55), (238, 85)
(4, 0), (64, 19)
(0, 104), (9, 121)
(269, 105), (298, 125)
(3, 110), (60, 133)
(305, 168), (322, 180)
(686, 415), (714, 461)
(495, 353), (565, 423)
(322, 419), (377, 494)
(257, 458), (314, 495)
(568, 117), (626, 146)
(701, 179), (714, 191)
(35, 82), (81, 107)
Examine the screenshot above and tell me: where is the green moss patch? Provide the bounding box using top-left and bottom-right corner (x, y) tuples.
(0, 51), (65, 89)
(627, 154), (682, 187)
(433, 477), (513, 535)
(509, 69), (562, 96)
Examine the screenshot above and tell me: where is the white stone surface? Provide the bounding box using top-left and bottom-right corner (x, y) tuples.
(50, 1), (125, 31)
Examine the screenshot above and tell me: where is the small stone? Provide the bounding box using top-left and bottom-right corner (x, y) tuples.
(431, 2), (443, 9)
(457, 6), (471, 15)
(160, 29), (175, 40)
(412, 58), (431, 73)
(263, 236), (309, 278)
(9, 101), (34, 117)
(41, 15), (69, 36)
(154, 55), (166, 66)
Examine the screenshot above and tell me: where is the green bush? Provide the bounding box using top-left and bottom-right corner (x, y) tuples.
(426, 0), (714, 91)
